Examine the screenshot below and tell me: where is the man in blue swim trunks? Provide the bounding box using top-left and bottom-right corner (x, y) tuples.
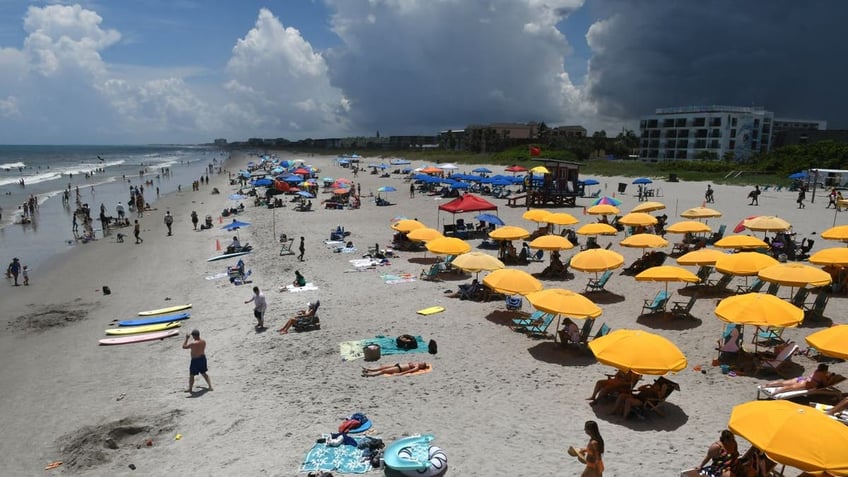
(183, 329), (212, 393)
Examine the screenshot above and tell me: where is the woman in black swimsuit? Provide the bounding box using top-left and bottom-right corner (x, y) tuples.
(361, 362), (429, 377)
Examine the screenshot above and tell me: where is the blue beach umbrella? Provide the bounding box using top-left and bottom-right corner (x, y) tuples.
(633, 177), (653, 185)
(252, 178), (272, 187)
(450, 181), (469, 189)
(582, 178), (600, 186)
(297, 191), (315, 198)
(473, 167), (492, 174)
(475, 213), (505, 226)
(377, 186), (397, 193)
(222, 219), (251, 231)
(788, 171), (808, 180)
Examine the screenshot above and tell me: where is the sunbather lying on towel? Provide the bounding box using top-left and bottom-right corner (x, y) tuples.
(761, 363), (832, 394)
(361, 362), (429, 377)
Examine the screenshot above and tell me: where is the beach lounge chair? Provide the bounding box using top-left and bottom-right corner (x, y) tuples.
(765, 282), (780, 296)
(516, 313), (555, 336)
(513, 310), (551, 328)
(706, 224), (727, 245)
(279, 236), (295, 256)
(789, 287), (810, 308)
(585, 270), (613, 293)
(593, 322), (611, 340)
(736, 278), (765, 294)
(804, 290), (830, 321)
(641, 290), (670, 315)
(292, 301), (321, 332)
(752, 341), (799, 378)
(716, 324), (744, 361)
(559, 318), (596, 345)
(419, 263), (443, 281)
(630, 376), (680, 418)
(706, 273), (733, 292)
(457, 281), (484, 301)
(757, 374), (846, 401)
(695, 265), (713, 283)
(670, 292), (698, 319)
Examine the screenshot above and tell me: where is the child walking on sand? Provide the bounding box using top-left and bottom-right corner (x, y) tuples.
(22, 265), (29, 286)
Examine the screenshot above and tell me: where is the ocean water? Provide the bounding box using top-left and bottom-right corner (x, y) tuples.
(0, 145), (227, 273)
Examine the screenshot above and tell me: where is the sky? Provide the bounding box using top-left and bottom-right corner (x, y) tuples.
(0, 0), (845, 145)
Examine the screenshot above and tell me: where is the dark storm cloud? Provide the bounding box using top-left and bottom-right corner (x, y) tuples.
(585, 0), (848, 126)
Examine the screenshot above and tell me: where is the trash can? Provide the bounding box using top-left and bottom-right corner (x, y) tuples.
(363, 344), (381, 361)
(668, 173), (679, 182)
(617, 183), (627, 193)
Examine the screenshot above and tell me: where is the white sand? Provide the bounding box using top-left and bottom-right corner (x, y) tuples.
(1, 152), (845, 476)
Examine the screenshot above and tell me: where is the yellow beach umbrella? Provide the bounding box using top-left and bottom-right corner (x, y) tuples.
(526, 289), (602, 318)
(821, 225), (848, 242)
(571, 249), (625, 273)
(630, 201), (666, 213)
(530, 166), (550, 174)
(391, 219), (425, 233)
(406, 227), (443, 242)
(715, 252), (779, 276)
(758, 263), (832, 288)
(620, 233), (668, 249)
(680, 207), (722, 219)
(666, 220), (712, 234)
(588, 329), (688, 375)
(729, 400), (848, 476)
(546, 212), (580, 226)
(618, 212), (658, 227)
(425, 237), (471, 255)
(576, 223), (618, 236)
(586, 204), (620, 215)
(488, 226), (531, 241)
(676, 249), (726, 266)
(528, 235), (574, 251)
(451, 252), (504, 274)
(810, 247), (848, 267)
(715, 293), (803, 328)
(635, 265), (701, 310)
(744, 215), (792, 232)
(805, 325), (848, 360)
(713, 235), (769, 250)
(523, 209), (552, 223)
(482, 268), (543, 296)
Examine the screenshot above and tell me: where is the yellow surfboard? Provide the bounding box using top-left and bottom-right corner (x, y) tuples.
(416, 306), (445, 316)
(105, 321), (181, 335)
(138, 304), (192, 316)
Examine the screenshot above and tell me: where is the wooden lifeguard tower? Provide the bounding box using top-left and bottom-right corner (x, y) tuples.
(524, 158), (583, 208)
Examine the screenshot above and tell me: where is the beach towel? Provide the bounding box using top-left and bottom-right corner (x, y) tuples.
(300, 435), (373, 474)
(324, 240), (344, 248)
(383, 364), (433, 377)
(205, 272), (228, 280)
(284, 282), (319, 293)
(335, 247), (358, 254)
(340, 335), (429, 361)
(381, 273), (416, 284)
(349, 258), (383, 268)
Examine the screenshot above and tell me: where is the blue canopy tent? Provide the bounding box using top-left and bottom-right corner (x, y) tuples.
(788, 171), (808, 180)
(633, 177), (653, 184)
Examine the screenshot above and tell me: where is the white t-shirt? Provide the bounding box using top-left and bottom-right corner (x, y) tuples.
(252, 293), (267, 312)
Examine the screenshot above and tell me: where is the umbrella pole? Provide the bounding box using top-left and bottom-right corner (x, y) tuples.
(553, 315), (561, 343)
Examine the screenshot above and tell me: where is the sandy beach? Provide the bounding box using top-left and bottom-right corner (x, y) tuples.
(2, 151), (845, 476)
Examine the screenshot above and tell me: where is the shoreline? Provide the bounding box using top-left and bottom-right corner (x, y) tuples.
(0, 151), (845, 475)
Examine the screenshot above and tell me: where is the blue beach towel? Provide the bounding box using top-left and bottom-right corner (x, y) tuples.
(362, 335), (428, 356)
(300, 435), (373, 474)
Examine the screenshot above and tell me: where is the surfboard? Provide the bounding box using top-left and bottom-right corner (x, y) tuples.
(118, 312), (190, 327)
(138, 304), (192, 316)
(416, 306), (445, 316)
(207, 251), (251, 262)
(99, 329), (180, 346)
(105, 321), (181, 335)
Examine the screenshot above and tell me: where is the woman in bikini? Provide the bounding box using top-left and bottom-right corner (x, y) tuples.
(763, 363), (831, 394)
(361, 362), (429, 377)
(576, 420), (605, 476)
(698, 429), (738, 477)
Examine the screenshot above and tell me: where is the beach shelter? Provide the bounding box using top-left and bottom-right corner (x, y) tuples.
(504, 165), (527, 173)
(451, 252), (504, 279)
(635, 266), (701, 311)
(630, 201), (666, 213)
(488, 226), (531, 241)
(391, 219), (426, 233)
(406, 227), (443, 242)
(810, 247), (848, 266)
(570, 249), (625, 275)
(482, 269), (542, 296)
(666, 220), (712, 234)
(713, 235), (769, 250)
(586, 204), (620, 216)
(620, 233), (668, 249)
(805, 325), (848, 360)
(438, 194), (497, 227)
(728, 400), (848, 476)
(715, 293), (803, 328)
(528, 235), (574, 251)
(588, 329), (687, 375)
(425, 237), (471, 256)
(680, 207), (722, 220)
(821, 225), (848, 242)
(618, 213), (658, 227)
(715, 252), (779, 277)
(523, 209), (552, 223)
(744, 216), (792, 233)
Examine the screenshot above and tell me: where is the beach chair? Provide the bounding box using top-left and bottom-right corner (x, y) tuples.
(517, 313), (555, 336)
(585, 270), (613, 293)
(419, 263), (443, 281)
(706, 273), (733, 291)
(706, 224), (727, 245)
(789, 287), (810, 308)
(804, 290), (830, 321)
(457, 281), (484, 301)
(593, 322), (611, 340)
(752, 341), (798, 378)
(670, 241), (690, 256)
(736, 278), (765, 294)
(765, 282), (780, 296)
(758, 374), (847, 402)
(695, 265), (713, 283)
(631, 376), (680, 418)
(755, 326), (786, 346)
(670, 292), (698, 319)
(292, 301), (321, 332)
(560, 318), (596, 345)
(279, 236), (295, 256)
(716, 324), (743, 361)
(641, 290), (670, 315)
(513, 310), (550, 328)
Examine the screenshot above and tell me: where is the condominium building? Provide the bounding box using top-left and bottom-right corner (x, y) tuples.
(638, 105), (774, 161)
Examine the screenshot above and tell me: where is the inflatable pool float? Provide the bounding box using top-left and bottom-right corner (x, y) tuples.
(383, 434), (447, 476)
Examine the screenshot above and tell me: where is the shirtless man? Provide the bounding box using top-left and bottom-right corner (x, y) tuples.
(182, 329), (212, 393)
(361, 362), (429, 377)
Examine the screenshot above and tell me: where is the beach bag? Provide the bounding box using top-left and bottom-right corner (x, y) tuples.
(396, 334), (418, 350)
(102, 286), (111, 295)
(428, 339), (438, 355)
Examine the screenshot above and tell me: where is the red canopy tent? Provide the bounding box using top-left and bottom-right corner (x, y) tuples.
(438, 194), (498, 234)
